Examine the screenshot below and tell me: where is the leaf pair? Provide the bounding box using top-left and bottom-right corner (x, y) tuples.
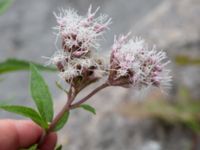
(0, 63), (96, 133)
(0, 64), (70, 131)
(0, 64), (54, 129)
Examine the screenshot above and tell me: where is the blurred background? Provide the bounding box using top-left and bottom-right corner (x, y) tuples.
(0, 0), (200, 149)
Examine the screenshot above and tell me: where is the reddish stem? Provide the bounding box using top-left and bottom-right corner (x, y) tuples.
(70, 82), (109, 109)
(37, 87), (75, 148)
(37, 82), (109, 149)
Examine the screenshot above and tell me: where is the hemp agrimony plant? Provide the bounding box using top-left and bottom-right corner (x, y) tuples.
(0, 5), (172, 149)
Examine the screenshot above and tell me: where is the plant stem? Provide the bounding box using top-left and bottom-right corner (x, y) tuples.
(37, 87), (75, 148)
(48, 100), (71, 132)
(70, 82), (109, 109)
(47, 85), (76, 133)
(37, 82), (109, 149)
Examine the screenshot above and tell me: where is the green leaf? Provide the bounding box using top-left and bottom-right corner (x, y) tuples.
(0, 105), (48, 129)
(0, 58), (56, 75)
(0, 0), (13, 15)
(55, 145), (62, 150)
(27, 144), (37, 150)
(54, 111), (69, 131)
(20, 144), (38, 150)
(80, 104), (96, 115)
(30, 64), (54, 122)
(55, 81), (68, 94)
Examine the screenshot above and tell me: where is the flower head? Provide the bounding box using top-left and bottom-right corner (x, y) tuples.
(54, 5), (111, 57)
(46, 6), (111, 88)
(46, 6), (171, 95)
(109, 34), (172, 91)
(47, 50), (107, 83)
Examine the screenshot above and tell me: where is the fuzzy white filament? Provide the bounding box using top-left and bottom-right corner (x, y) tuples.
(111, 34), (172, 91)
(46, 6), (171, 94)
(54, 5), (111, 51)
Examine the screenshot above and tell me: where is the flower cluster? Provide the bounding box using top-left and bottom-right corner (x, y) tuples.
(47, 6), (171, 93)
(46, 6), (111, 90)
(54, 5), (111, 53)
(109, 34), (172, 91)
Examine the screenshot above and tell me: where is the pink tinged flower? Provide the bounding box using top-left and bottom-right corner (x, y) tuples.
(48, 51), (68, 65)
(53, 54), (106, 83)
(109, 34), (172, 91)
(54, 6), (111, 56)
(72, 50), (89, 58)
(59, 65), (78, 81)
(44, 51), (69, 72)
(87, 5), (100, 22)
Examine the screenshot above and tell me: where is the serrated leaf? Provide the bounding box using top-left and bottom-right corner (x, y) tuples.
(55, 145), (62, 150)
(30, 64), (54, 122)
(0, 58), (56, 75)
(0, 105), (48, 129)
(80, 104), (96, 115)
(0, 0), (13, 15)
(54, 111), (69, 131)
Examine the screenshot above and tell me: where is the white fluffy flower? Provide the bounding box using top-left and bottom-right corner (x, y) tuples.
(110, 34), (172, 91)
(59, 65), (78, 81)
(53, 54), (106, 81)
(45, 51), (69, 65)
(54, 5), (111, 52)
(45, 6), (172, 93)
